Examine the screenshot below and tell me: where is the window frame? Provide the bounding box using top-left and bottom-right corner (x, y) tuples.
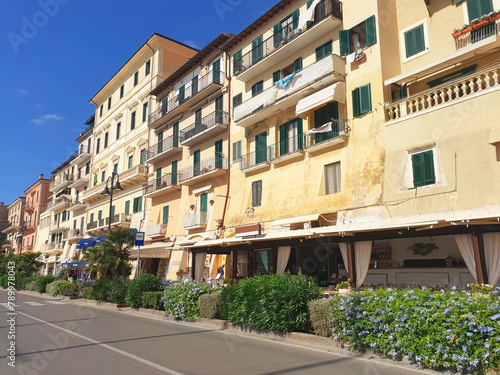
(400, 19), (429, 63)
(232, 140), (242, 162)
(251, 80), (264, 97)
(251, 180), (262, 207)
(352, 83), (372, 117)
(134, 71), (139, 86)
(324, 161), (341, 194)
(130, 111), (136, 130)
(411, 149), (436, 188)
(339, 15), (377, 56)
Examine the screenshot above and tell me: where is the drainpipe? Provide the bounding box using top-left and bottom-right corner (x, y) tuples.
(219, 52), (231, 237)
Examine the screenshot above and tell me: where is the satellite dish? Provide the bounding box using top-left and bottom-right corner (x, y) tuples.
(169, 234), (176, 242)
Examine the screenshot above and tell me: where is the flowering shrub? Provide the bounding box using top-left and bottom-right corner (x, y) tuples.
(164, 280), (213, 321)
(331, 286), (500, 374)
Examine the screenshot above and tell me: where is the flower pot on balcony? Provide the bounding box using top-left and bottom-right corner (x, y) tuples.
(472, 19), (489, 29)
(489, 13), (500, 22)
(463, 25), (473, 33)
(452, 29), (463, 38)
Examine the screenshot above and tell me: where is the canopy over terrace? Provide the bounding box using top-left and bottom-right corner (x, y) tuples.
(189, 206), (500, 287)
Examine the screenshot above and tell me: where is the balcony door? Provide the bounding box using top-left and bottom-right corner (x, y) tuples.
(215, 139), (223, 169)
(200, 193), (208, 224)
(193, 150), (201, 176)
(314, 102), (338, 144)
(156, 167), (162, 190)
(255, 132), (267, 164)
(215, 95), (223, 124)
(173, 122), (179, 147)
(171, 160), (178, 185)
(157, 131), (164, 154)
(213, 59), (221, 84)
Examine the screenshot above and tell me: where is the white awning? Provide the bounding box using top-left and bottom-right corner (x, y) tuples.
(271, 213), (321, 227)
(129, 242), (172, 259)
(295, 82), (345, 117)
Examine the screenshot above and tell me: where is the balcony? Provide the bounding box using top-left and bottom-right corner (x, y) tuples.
(145, 135), (182, 164)
(67, 197), (87, 212)
(178, 155), (228, 186)
(86, 214), (130, 234)
(65, 228), (83, 241)
(180, 111), (228, 148)
(303, 118), (349, 154)
(234, 53), (344, 128)
(82, 181), (106, 204)
(22, 245), (33, 253)
(234, 0), (342, 82)
(149, 70), (224, 130)
(110, 213), (130, 228)
(25, 220), (36, 232)
(49, 221), (70, 234)
(454, 15), (500, 50)
(386, 63), (500, 122)
(2, 223), (18, 234)
(73, 143), (92, 164)
(41, 242), (64, 253)
(47, 196), (72, 212)
(23, 202), (35, 214)
(69, 170), (90, 189)
(2, 240), (12, 249)
(268, 134), (306, 166)
(120, 165), (149, 189)
(50, 174), (74, 193)
(241, 147), (274, 173)
(146, 224), (168, 238)
(183, 212), (207, 230)
(144, 173), (181, 198)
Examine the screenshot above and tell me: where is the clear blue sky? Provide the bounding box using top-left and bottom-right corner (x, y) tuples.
(0, 0), (277, 205)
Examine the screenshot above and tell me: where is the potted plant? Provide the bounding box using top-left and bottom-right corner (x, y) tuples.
(463, 23), (474, 33)
(489, 11), (500, 22)
(452, 28), (463, 38)
(472, 17), (488, 29)
(335, 279), (352, 294)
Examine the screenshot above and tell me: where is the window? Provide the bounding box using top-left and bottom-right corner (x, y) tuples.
(96, 138), (100, 154)
(120, 85), (124, 99)
(178, 85), (185, 103)
(140, 149), (146, 165)
(101, 171), (105, 182)
(411, 150), (435, 187)
(232, 141), (242, 162)
(273, 9), (299, 47)
(124, 200), (130, 215)
(104, 132), (108, 148)
(467, 0), (493, 22)
(142, 102), (148, 122)
(113, 163), (118, 175)
(87, 138), (91, 153)
(255, 131), (267, 163)
(107, 97), (111, 110)
(252, 180), (262, 207)
(85, 161), (90, 174)
(279, 118), (303, 155)
(157, 131), (164, 154)
(116, 122), (121, 140)
(314, 102), (339, 143)
(315, 40), (332, 61)
(273, 57), (302, 84)
(404, 25), (425, 58)
(352, 83), (372, 117)
(128, 155), (133, 169)
(133, 197), (142, 213)
(162, 205), (169, 225)
(111, 205), (115, 217)
(134, 71), (138, 86)
(192, 75), (198, 95)
(325, 162), (341, 194)
(233, 49), (243, 74)
(195, 108), (202, 125)
(171, 160), (178, 185)
(193, 149), (201, 176)
(89, 213), (94, 223)
(130, 111), (136, 130)
(233, 93), (242, 107)
(251, 81), (263, 97)
(251, 35), (263, 64)
(339, 15), (377, 56)
(145, 60), (151, 76)
(99, 105), (103, 117)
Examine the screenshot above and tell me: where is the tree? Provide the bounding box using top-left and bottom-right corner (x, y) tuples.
(0, 252), (43, 277)
(82, 228), (134, 278)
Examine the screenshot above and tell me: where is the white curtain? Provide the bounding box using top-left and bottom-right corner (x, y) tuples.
(483, 232), (500, 286)
(194, 252), (206, 282)
(354, 241), (372, 288)
(454, 234), (477, 281)
(339, 243), (349, 272)
(277, 246), (291, 275)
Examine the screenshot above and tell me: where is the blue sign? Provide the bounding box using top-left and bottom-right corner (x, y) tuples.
(135, 232), (145, 247)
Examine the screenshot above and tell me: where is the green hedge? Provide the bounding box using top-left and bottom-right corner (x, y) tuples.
(125, 274), (163, 308)
(107, 278), (130, 304)
(142, 291), (165, 310)
(25, 280), (37, 291)
(82, 278), (110, 300)
(308, 299), (333, 337)
(330, 286), (500, 374)
(219, 273), (321, 333)
(164, 281), (213, 321)
(35, 275), (57, 293)
(0, 274), (8, 289)
(16, 277), (37, 290)
(199, 292), (221, 319)
(46, 281), (81, 297)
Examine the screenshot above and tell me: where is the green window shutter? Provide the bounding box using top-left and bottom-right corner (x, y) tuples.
(352, 87), (361, 117)
(414, 25), (425, 54)
(98, 210), (102, 221)
(359, 84), (372, 114)
(133, 198), (138, 213)
(200, 193), (208, 213)
(90, 213), (94, 223)
(467, 0), (492, 21)
(213, 59), (221, 84)
(423, 150), (436, 185)
(279, 124), (287, 156)
(233, 93), (242, 107)
(195, 108), (202, 124)
(233, 49), (242, 73)
(365, 15), (377, 46)
(400, 84), (408, 99)
(412, 153), (424, 187)
(307, 0), (313, 8)
(162, 205), (169, 225)
(111, 205), (115, 218)
(405, 29), (415, 58)
(297, 118), (303, 150)
(292, 9), (299, 29)
(294, 57), (302, 71)
(252, 35), (263, 64)
(156, 167), (162, 178)
(273, 23), (282, 47)
(138, 197), (142, 212)
(273, 70), (281, 84)
(192, 76), (198, 95)
(173, 122), (179, 147)
(171, 160), (178, 185)
(233, 142), (237, 162)
(405, 25), (425, 58)
(140, 149), (146, 165)
(124, 201), (130, 215)
(193, 150), (200, 176)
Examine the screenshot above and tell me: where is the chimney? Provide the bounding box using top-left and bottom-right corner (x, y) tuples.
(40, 173), (44, 179)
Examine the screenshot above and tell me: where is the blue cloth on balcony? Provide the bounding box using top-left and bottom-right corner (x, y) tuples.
(274, 70), (299, 89)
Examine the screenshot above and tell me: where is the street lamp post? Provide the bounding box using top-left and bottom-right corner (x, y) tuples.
(101, 173), (123, 231)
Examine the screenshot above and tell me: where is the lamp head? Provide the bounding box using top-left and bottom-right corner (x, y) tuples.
(101, 186), (111, 196)
(113, 181), (123, 191)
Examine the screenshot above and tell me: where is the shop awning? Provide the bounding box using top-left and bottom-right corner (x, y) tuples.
(270, 213), (321, 227)
(129, 242), (173, 259)
(95, 235), (107, 245)
(295, 82), (345, 117)
(61, 261), (88, 267)
(76, 237), (96, 249)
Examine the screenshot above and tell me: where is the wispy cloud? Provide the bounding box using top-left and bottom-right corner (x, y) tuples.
(31, 113), (63, 125)
(183, 40), (199, 49)
(16, 89), (29, 95)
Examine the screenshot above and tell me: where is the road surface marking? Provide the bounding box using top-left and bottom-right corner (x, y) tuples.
(24, 302), (44, 306)
(46, 301), (67, 305)
(17, 310), (185, 375)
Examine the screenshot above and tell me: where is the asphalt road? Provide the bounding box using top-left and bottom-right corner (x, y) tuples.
(0, 290), (436, 375)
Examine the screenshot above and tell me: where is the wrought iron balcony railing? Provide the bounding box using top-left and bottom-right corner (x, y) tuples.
(179, 155), (228, 182)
